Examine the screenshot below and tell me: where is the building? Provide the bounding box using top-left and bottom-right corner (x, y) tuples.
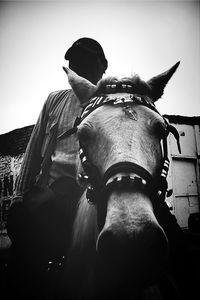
(165, 115), (200, 229)
(0, 125), (34, 249)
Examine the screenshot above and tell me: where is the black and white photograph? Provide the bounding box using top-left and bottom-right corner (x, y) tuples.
(0, 0), (199, 299)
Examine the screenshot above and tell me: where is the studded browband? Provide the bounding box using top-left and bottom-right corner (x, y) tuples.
(58, 90), (159, 140)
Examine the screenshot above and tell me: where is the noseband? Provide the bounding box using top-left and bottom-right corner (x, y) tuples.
(59, 87), (181, 205)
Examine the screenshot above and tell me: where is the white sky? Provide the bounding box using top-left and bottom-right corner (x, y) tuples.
(0, 0), (199, 134)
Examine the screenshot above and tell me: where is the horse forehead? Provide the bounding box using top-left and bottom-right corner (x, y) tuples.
(82, 101), (159, 130)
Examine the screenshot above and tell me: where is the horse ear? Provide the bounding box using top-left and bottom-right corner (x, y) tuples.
(63, 67), (97, 104)
(147, 61), (180, 102)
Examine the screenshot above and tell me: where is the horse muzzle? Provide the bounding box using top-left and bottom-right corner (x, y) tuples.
(96, 189), (169, 286)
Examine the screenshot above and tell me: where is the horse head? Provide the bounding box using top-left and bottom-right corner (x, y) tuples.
(62, 62), (181, 299)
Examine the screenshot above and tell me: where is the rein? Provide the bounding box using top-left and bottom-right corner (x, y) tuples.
(59, 88), (181, 205)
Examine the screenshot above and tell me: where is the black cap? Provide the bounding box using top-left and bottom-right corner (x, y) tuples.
(65, 37), (108, 70)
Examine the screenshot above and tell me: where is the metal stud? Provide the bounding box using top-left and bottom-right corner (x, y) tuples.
(142, 179), (147, 185)
(78, 173), (89, 180)
(161, 170), (167, 177)
(164, 160), (170, 168)
(82, 156), (87, 163)
(79, 148), (84, 155)
(116, 176), (122, 182)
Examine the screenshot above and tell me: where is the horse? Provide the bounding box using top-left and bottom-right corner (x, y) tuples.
(58, 62), (195, 300)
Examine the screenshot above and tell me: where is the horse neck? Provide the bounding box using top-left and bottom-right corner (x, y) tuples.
(62, 192), (98, 299)
(72, 191), (97, 247)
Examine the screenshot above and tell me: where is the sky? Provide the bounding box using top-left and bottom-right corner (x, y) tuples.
(0, 0), (199, 134)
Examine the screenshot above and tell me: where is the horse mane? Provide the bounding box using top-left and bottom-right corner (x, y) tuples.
(96, 75), (152, 96)
(70, 192), (98, 253)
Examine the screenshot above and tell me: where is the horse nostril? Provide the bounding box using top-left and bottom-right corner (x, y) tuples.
(96, 223), (169, 282)
(96, 229), (125, 264)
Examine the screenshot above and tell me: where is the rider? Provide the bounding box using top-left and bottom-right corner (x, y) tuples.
(7, 37), (108, 299)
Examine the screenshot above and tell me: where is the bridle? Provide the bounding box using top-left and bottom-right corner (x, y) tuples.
(59, 84), (181, 205)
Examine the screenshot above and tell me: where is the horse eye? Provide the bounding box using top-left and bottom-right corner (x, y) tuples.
(78, 126), (92, 145)
(153, 120), (167, 138)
